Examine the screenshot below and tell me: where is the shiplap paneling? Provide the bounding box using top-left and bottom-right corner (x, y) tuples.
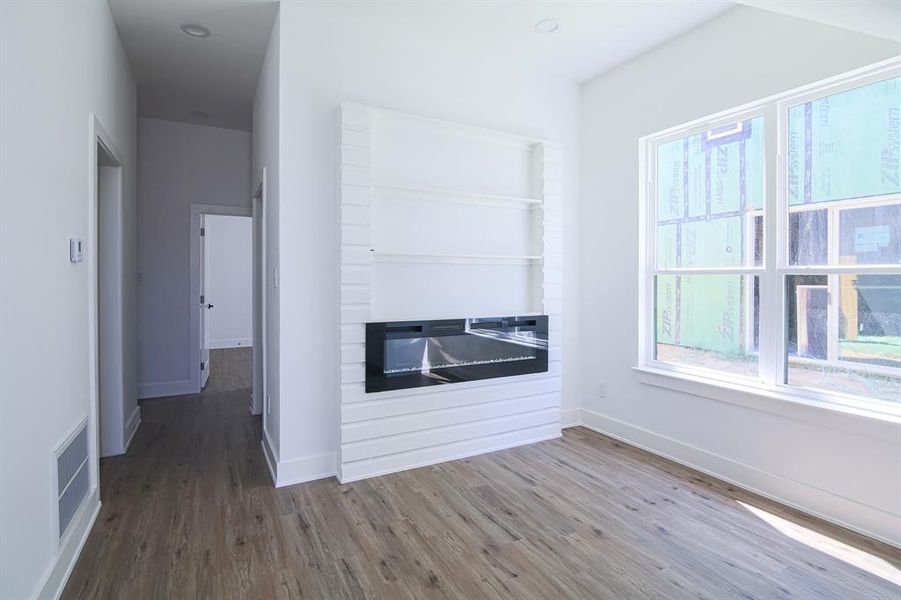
(339, 422), (561, 483)
(338, 103), (563, 482)
(343, 375), (561, 416)
(342, 393), (560, 443)
(341, 407), (560, 462)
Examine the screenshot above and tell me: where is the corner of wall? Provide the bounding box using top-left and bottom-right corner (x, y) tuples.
(252, 4), (282, 460)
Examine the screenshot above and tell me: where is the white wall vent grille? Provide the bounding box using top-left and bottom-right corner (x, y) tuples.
(56, 421), (89, 538)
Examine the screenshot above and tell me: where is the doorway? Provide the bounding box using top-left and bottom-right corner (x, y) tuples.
(200, 214), (254, 393)
(88, 115), (134, 477)
(97, 143), (124, 459)
(189, 204), (253, 403)
(252, 176), (266, 417)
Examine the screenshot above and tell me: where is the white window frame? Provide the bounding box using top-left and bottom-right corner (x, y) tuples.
(637, 57), (901, 422)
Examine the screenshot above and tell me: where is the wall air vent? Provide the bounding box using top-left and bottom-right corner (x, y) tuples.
(56, 420), (90, 539)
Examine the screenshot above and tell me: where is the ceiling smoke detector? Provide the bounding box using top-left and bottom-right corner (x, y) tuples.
(180, 22), (211, 38)
(188, 110), (211, 121)
(534, 18), (560, 34)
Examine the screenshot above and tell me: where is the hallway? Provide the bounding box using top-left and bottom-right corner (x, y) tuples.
(62, 385), (268, 599)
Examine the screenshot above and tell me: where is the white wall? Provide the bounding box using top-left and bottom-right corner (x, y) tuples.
(252, 12), (281, 457)
(137, 118), (251, 398)
(0, 1), (137, 598)
(272, 2), (581, 482)
(204, 215), (253, 349)
(580, 6), (901, 545)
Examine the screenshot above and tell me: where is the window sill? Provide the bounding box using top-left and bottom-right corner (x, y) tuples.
(632, 365), (900, 439)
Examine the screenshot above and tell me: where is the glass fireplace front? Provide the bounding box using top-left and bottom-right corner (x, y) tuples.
(365, 316), (549, 393)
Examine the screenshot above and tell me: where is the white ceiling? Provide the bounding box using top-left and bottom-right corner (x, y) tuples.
(300, 1), (733, 85)
(735, 1), (901, 42)
(109, 1), (736, 131)
(109, 0), (278, 131)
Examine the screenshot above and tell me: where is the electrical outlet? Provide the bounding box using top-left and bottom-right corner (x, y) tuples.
(598, 382), (606, 398)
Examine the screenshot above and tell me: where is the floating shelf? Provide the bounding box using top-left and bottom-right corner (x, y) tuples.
(371, 183), (541, 210)
(371, 251), (542, 265)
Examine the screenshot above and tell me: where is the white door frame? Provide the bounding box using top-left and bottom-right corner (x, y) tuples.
(87, 114), (127, 503)
(199, 213), (212, 389)
(252, 168), (267, 416)
(189, 203), (253, 394)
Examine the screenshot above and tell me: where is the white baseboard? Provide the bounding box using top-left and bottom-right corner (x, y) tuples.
(138, 379), (195, 399)
(34, 491), (101, 600)
(261, 431), (278, 486)
(575, 408), (901, 549)
(124, 406), (141, 452)
(267, 426), (563, 487)
(260, 430), (335, 488)
(209, 338), (252, 349)
(560, 408), (581, 428)
(275, 452), (337, 487)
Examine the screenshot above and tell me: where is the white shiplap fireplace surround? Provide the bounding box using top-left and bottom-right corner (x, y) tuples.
(339, 104), (563, 482)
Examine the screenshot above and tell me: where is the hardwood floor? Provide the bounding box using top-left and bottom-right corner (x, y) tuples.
(62, 389), (900, 599)
(205, 346), (252, 393)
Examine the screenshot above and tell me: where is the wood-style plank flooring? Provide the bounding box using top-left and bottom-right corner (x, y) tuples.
(205, 346), (253, 393)
(63, 386), (900, 599)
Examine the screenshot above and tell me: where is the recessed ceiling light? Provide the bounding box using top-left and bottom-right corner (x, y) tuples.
(188, 110), (210, 121)
(180, 22), (211, 38)
(534, 18), (559, 34)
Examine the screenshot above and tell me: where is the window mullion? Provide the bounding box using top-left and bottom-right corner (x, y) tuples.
(759, 103), (782, 386)
(826, 208), (841, 362)
(640, 140), (655, 366)
(652, 268), (763, 276)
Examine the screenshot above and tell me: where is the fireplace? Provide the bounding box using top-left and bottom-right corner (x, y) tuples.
(365, 315), (548, 393)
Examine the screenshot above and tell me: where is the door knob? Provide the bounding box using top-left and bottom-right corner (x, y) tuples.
(206, 303), (215, 309)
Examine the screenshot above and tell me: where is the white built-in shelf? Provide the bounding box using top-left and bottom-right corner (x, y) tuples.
(339, 104), (563, 482)
(371, 251), (542, 265)
(371, 183), (541, 210)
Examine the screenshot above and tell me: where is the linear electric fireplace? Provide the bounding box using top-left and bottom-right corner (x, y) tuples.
(365, 315), (548, 393)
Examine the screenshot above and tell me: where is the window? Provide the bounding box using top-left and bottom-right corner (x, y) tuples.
(641, 59), (900, 413)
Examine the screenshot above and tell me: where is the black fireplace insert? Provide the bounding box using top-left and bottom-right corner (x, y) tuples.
(365, 315), (549, 393)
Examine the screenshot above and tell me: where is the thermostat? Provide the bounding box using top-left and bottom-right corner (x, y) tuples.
(69, 239), (84, 263)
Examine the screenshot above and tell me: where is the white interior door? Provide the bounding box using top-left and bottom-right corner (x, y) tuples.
(200, 215), (211, 388)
